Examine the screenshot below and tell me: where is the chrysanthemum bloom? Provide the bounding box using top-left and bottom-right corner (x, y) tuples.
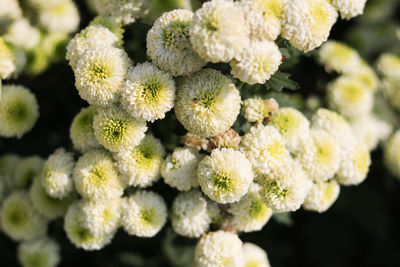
(189, 0), (249, 63)
(78, 198), (122, 236)
(74, 46), (130, 107)
(350, 115), (392, 151)
(0, 0), (22, 30)
(377, 53), (400, 81)
(121, 62), (176, 122)
(296, 129), (341, 182)
(89, 16), (125, 47)
(30, 176), (75, 220)
(228, 183), (272, 232)
(303, 180), (340, 213)
(281, 0), (338, 52)
(121, 190), (167, 237)
(171, 190), (211, 238)
(259, 163), (312, 212)
(161, 146), (203, 191)
(351, 61), (379, 92)
(0, 154), (20, 190)
(382, 78), (400, 112)
(270, 107), (310, 153)
(146, 9), (206, 76)
(0, 37), (18, 79)
(175, 69), (241, 138)
(241, 124), (291, 179)
(64, 201), (114, 250)
(242, 97), (279, 123)
(336, 139), (370, 186)
(3, 19), (40, 50)
(243, 242), (271, 267)
(194, 230), (244, 267)
(0, 191), (47, 241)
(18, 237), (60, 267)
(331, 0), (367, 20)
(318, 41), (362, 74)
(327, 76), (373, 119)
(207, 129), (241, 152)
(73, 149), (125, 200)
(197, 148), (253, 203)
(384, 130), (400, 179)
(0, 85), (39, 138)
(66, 25), (119, 68)
(115, 135), (165, 187)
(14, 156), (44, 188)
(239, 0), (286, 41)
(41, 148), (74, 199)
(93, 106), (147, 153)
(230, 40), (282, 84)
(70, 106), (101, 152)
(94, 0), (151, 25)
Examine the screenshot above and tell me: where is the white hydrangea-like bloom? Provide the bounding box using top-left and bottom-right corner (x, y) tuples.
(239, 0), (286, 41)
(18, 237), (60, 267)
(95, 0), (151, 25)
(121, 190), (167, 237)
(303, 180), (340, 213)
(336, 139), (370, 186)
(73, 149), (125, 200)
(382, 79), (400, 112)
(0, 0), (22, 30)
(228, 184), (273, 232)
(70, 106), (102, 153)
(0, 191), (47, 241)
(259, 163), (312, 212)
(171, 190), (211, 238)
(74, 46), (130, 107)
(194, 230), (244, 267)
(270, 107), (310, 153)
(175, 69), (241, 138)
(318, 41), (362, 74)
(331, 0), (367, 20)
(64, 201), (114, 250)
(377, 53), (400, 81)
(0, 37), (18, 79)
(41, 148), (74, 199)
(230, 40), (282, 84)
(197, 148), (253, 203)
(296, 129), (341, 182)
(243, 242), (271, 267)
(384, 130), (400, 179)
(281, 0), (338, 52)
(241, 124), (291, 179)
(121, 62), (176, 122)
(66, 25), (119, 68)
(14, 156), (44, 188)
(3, 19), (41, 50)
(93, 106), (147, 153)
(30, 176), (75, 220)
(327, 76), (373, 119)
(189, 0), (250, 63)
(0, 85), (39, 138)
(242, 97), (279, 123)
(146, 9), (206, 76)
(161, 146), (203, 191)
(115, 135), (165, 187)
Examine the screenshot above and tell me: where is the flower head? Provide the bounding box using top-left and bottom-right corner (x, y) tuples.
(242, 97), (279, 123)
(0, 36), (18, 79)
(303, 180), (340, 213)
(93, 0), (151, 25)
(3, 19), (40, 50)
(331, 0), (367, 20)
(14, 156), (44, 188)
(18, 237), (60, 267)
(377, 53), (400, 81)
(318, 41), (362, 74)
(243, 242), (271, 267)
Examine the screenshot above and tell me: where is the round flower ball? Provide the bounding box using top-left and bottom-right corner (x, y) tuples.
(243, 242), (271, 267)
(318, 41), (362, 74)
(0, 37), (18, 79)
(18, 237), (60, 267)
(331, 0), (367, 20)
(242, 97), (279, 123)
(146, 9), (206, 76)
(93, 0), (151, 25)
(70, 106), (101, 153)
(197, 148), (253, 204)
(175, 69), (241, 138)
(377, 53), (400, 81)
(303, 180), (340, 213)
(0, 85), (39, 138)
(384, 130), (400, 179)
(14, 155), (44, 188)
(121, 62), (176, 122)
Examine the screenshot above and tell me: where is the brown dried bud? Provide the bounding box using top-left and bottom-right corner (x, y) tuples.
(180, 133), (209, 150)
(207, 129), (241, 152)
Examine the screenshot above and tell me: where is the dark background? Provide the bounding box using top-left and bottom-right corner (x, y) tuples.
(1, 0), (400, 266)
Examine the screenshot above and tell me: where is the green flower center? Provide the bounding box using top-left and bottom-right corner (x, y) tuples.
(89, 63), (111, 82)
(271, 112), (299, 134)
(140, 209), (155, 224)
(316, 142), (334, 164)
(103, 119), (126, 143)
(26, 252), (47, 267)
(212, 171), (233, 192)
(259, 0), (284, 19)
(164, 23), (189, 51)
(9, 208), (27, 225)
(267, 181), (288, 199)
(75, 226), (93, 242)
(340, 83), (364, 103)
(88, 166), (107, 185)
(78, 112), (95, 131)
(249, 198), (268, 219)
(142, 80), (161, 104)
(5, 100), (28, 122)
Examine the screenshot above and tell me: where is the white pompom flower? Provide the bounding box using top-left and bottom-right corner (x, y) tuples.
(242, 97), (279, 123)
(94, 0), (151, 25)
(18, 237), (60, 267)
(3, 19), (41, 50)
(331, 0), (367, 20)
(303, 180), (340, 213)
(377, 53), (400, 81)
(243, 242), (271, 267)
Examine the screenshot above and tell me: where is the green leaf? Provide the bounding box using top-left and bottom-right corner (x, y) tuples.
(265, 71), (300, 92)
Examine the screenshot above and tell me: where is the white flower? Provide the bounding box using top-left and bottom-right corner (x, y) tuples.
(189, 0), (250, 63)
(171, 190), (211, 238)
(0, 37), (17, 79)
(230, 40), (282, 84)
(281, 0), (338, 52)
(114, 135), (165, 187)
(161, 146), (203, 191)
(242, 97), (279, 123)
(331, 0), (367, 20)
(243, 242), (271, 267)
(121, 62), (176, 122)
(146, 9), (206, 76)
(18, 237), (60, 267)
(194, 230), (244, 267)
(384, 130), (400, 179)
(303, 180), (340, 213)
(14, 156), (44, 188)
(94, 0), (151, 25)
(121, 190), (167, 237)
(3, 19), (41, 50)
(175, 69), (241, 138)
(377, 53), (400, 81)
(351, 61), (379, 92)
(197, 148), (253, 204)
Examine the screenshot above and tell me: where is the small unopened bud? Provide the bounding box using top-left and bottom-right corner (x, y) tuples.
(207, 129), (241, 152)
(180, 133), (209, 150)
